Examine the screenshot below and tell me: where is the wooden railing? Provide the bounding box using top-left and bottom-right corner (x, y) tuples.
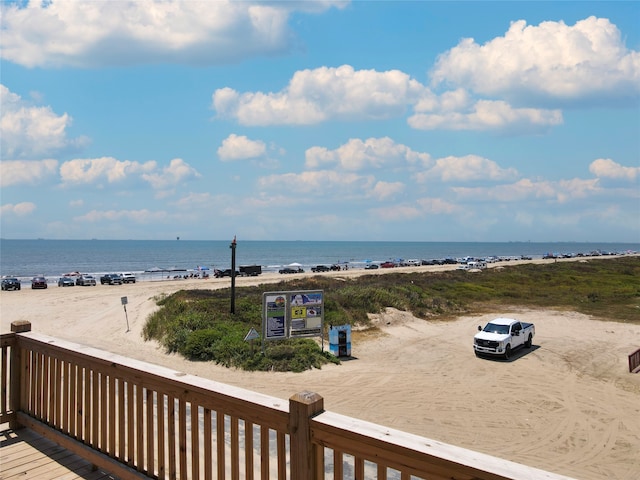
(1, 321), (576, 480)
(629, 347), (640, 373)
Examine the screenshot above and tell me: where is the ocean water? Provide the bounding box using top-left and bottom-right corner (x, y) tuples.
(1, 239), (637, 281)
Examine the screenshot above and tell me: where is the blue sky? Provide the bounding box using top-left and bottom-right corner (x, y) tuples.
(1, 1), (639, 242)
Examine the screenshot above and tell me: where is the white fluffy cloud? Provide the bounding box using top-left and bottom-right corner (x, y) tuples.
(371, 197), (459, 221)
(0, 1), (346, 68)
(59, 156), (200, 189)
(258, 170), (374, 196)
(60, 157), (156, 184)
(217, 134), (266, 161)
(415, 155), (519, 183)
(589, 158), (639, 181)
(141, 158), (202, 189)
(453, 178), (601, 203)
(370, 181), (405, 200)
(0, 159), (58, 187)
(0, 85), (88, 159)
(409, 98), (563, 132)
(75, 208), (168, 224)
(213, 65), (425, 125)
(431, 17), (640, 102)
(305, 137), (431, 171)
(0, 202), (37, 217)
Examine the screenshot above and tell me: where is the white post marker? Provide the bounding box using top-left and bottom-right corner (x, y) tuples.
(121, 296), (130, 332)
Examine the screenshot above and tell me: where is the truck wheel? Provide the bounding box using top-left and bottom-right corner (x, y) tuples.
(525, 334), (533, 348)
(504, 345), (511, 360)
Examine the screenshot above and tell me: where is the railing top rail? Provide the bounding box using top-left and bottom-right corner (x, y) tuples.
(14, 331), (290, 430)
(0, 332), (17, 347)
(312, 411), (578, 480)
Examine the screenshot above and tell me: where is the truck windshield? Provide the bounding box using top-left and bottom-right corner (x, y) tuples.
(483, 323), (509, 334)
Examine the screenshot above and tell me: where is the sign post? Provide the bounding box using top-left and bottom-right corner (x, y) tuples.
(230, 236), (237, 314)
(121, 296), (130, 332)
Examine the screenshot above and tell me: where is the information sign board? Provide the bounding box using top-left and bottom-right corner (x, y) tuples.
(262, 290), (324, 341)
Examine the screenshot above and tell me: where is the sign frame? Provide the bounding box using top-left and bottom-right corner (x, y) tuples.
(262, 290), (324, 342)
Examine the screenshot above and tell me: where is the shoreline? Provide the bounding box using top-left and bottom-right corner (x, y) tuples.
(2, 250), (636, 287)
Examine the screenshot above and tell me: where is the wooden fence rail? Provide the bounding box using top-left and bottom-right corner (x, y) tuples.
(629, 347), (640, 373)
(1, 321), (576, 480)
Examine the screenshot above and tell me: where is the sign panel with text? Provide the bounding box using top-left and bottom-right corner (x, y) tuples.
(262, 290), (324, 341)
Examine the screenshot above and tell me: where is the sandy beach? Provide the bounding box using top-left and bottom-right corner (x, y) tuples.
(2, 258), (639, 480)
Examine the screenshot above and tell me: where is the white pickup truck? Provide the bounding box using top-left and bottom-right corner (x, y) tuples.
(474, 317), (535, 359)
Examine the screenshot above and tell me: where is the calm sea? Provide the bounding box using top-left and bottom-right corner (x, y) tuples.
(1, 239), (638, 281)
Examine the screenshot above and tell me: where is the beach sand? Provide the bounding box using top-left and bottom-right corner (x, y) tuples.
(2, 258), (639, 480)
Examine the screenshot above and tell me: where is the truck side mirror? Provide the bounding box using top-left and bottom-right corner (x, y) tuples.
(477, 325), (482, 331)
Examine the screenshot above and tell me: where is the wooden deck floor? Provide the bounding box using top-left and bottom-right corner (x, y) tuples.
(0, 427), (118, 480)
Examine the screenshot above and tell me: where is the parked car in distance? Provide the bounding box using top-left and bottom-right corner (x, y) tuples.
(121, 272), (136, 284)
(58, 277), (75, 287)
(364, 263), (379, 269)
(279, 267), (304, 274)
(214, 269), (239, 278)
(100, 273), (123, 285)
(239, 265), (262, 276)
(311, 265), (331, 273)
(76, 275), (97, 286)
(31, 276), (48, 289)
(380, 261), (396, 268)
(330, 264), (342, 271)
(1, 277), (21, 291)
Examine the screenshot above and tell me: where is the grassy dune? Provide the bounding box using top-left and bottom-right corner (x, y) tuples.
(143, 256), (639, 371)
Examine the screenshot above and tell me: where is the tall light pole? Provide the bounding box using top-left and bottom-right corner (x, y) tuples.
(230, 236), (237, 314)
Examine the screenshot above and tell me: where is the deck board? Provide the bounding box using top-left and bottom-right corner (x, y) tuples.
(0, 428), (118, 480)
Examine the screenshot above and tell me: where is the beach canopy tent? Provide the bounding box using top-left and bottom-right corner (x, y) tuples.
(145, 266), (168, 280)
(168, 266), (187, 272)
(288, 262), (302, 267)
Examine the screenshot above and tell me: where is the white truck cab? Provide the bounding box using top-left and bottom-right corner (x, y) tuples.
(474, 317), (535, 359)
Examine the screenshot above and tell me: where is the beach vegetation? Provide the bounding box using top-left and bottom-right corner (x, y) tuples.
(143, 256), (639, 371)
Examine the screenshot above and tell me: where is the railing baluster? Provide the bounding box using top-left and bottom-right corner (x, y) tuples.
(41, 351), (49, 422)
(216, 410), (225, 479)
(179, 398), (187, 479)
(126, 380), (135, 467)
(277, 431), (286, 480)
(158, 393), (166, 480)
(118, 377), (125, 461)
(109, 374), (116, 456)
(168, 394), (176, 480)
(51, 356), (58, 427)
(190, 402), (199, 480)
(203, 407), (212, 480)
(231, 415), (239, 480)
(136, 385), (145, 471)
(333, 450), (343, 480)
(1, 338), (8, 416)
(244, 420), (254, 480)
(100, 372), (107, 451)
(147, 388), (155, 476)
(84, 365), (93, 445)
